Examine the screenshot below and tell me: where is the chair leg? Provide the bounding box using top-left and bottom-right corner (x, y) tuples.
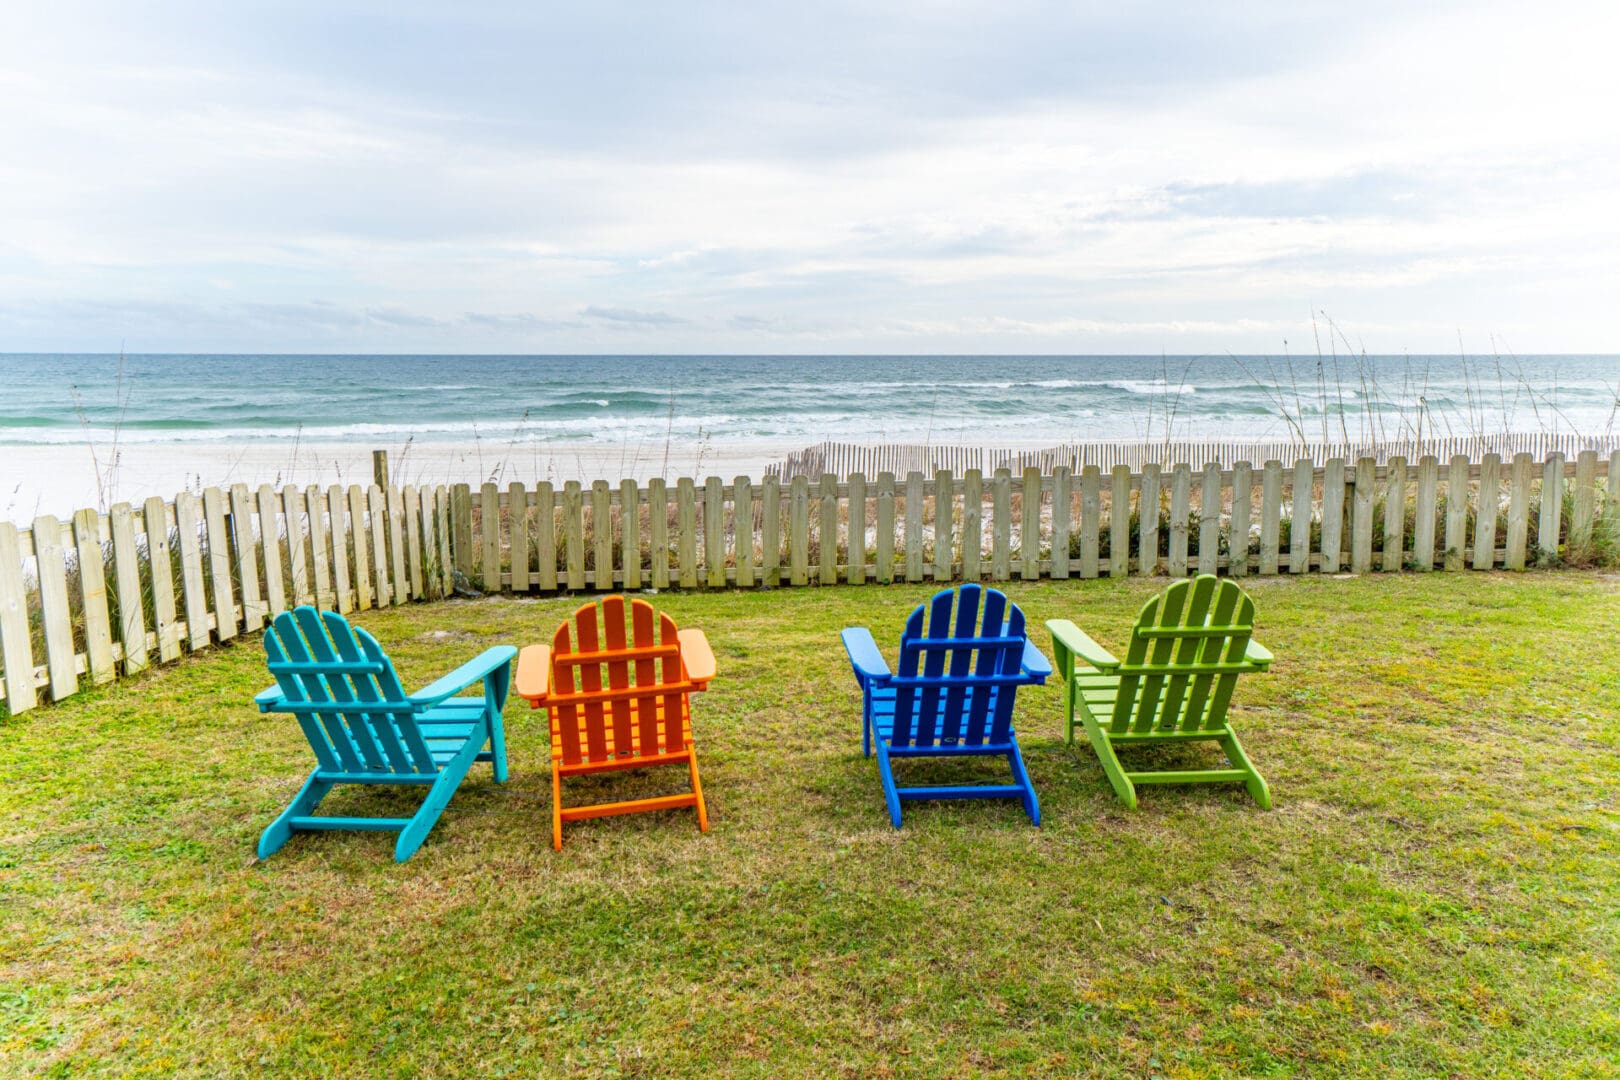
(688, 749), (710, 832)
(486, 705), (509, 785)
(1006, 740), (1041, 826)
(861, 696), (873, 759)
(1065, 683), (1077, 747)
(395, 734), (484, 863)
(1080, 713), (1137, 810)
(259, 771), (333, 859)
(874, 740), (904, 828)
(551, 763), (564, 851)
(1219, 732), (1272, 810)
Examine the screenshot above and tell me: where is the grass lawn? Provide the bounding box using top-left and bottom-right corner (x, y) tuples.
(2, 573), (1618, 1078)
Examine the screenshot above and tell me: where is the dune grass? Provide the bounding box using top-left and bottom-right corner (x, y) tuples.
(1, 573), (1617, 1078)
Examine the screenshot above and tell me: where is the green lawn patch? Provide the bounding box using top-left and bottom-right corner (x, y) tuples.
(2, 574), (1617, 1078)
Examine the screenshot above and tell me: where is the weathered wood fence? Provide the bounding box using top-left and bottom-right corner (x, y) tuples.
(2, 450), (1616, 715)
(772, 433), (1620, 479)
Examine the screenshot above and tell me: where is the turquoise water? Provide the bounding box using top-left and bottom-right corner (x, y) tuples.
(0, 354), (1615, 447)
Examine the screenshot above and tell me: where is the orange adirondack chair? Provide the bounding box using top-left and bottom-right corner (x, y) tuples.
(515, 596), (715, 849)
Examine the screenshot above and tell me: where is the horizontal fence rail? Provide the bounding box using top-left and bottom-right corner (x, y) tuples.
(2, 449), (1617, 715)
(769, 434), (1620, 480)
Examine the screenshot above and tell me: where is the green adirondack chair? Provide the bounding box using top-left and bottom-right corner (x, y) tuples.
(255, 606), (516, 862)
(1046, 575), (1273, 809)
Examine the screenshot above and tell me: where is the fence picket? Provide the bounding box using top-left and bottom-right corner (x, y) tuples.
(1110, 465), (1130, 579)
(904, 472), (924, 583)
(33, 516), (77, 699)
(1351, 458), (1375, 574)
(1078, 466), (1099, 579)
(108, 503), (148, 674)
(480, 482), (501, 594)
(349, 485), (373, 610)
(1199, 463), (1221, 576)
(0, 522), (36, 711)
(280, 486), (310, 609)
(622, 479), (643, 590)
(507, 482), (529, 593)
(1320, 459), (1345, 574)
(990, 469), (1011, 581)
(819, 474), (840, 586)
(1021, 467), (1041, 581)
(144, 497), (181, 661)
(847, 473), (866, 585)
(564, 481), (586, 591)
(708, 476), (728, 588)
(1444, 456), (1469, 571)
(1140, 464), (1161, 576)
(307, 486), (334, 607)
(369, 485), (392, 605)
(386, 484), (407, 601)
(1571, 450), (1598, 556)
(760, 476), (780, 587)
(935, 469), (956, 582)
(1413, 457), (1438, 571)
(72, 508), (117, 683)
(789, 475), (809, 586)
(732, 477), (752, 589)
(1382, 457), (1407, 572)
(450, 483), (473, 582)
(1505, 454), (1532, 570)
(402, 486), (423, 600)
(173, 494), (210, 650)
(328, 486), (353, 612)
(1474, 454), (1500, 570)
(1230, 462), (1251, 578)
(537, 481), (559, 592)
(1289, 460), (1311, 574)
(258, 485), (287, 615)
(1538, 453), (1564, 563)
(1168, 464), (1191, 577)
(593, 480), (614, 591)
(1259, 461), (1281, 575)
(229, 485), (265, 631)
(961, 469), (982, 581)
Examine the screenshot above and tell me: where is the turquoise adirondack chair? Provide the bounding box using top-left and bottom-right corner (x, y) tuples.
(255, 606), (517, 862)
(1046, 575), (1273, 809)
(842, 584), (1050, 827)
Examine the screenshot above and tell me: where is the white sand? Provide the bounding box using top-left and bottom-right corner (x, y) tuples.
(0, 438), (810, 519)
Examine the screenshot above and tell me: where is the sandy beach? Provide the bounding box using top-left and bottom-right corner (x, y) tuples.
(0, 437), (821, 519)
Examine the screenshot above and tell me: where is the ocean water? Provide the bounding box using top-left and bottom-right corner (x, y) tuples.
(1, 353), (1616, 449)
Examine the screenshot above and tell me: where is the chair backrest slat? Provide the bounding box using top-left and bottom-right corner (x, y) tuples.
(548, 597), (697, 765)
(890, 584), (1032, 750)
(263, 606), (434, 776)
(1110, 577), (1257, 736)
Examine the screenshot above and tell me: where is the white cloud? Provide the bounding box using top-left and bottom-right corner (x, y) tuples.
(0, 1), (1617, 352)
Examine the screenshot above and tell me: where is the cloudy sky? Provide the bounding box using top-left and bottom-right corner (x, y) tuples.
(2, 1), (1617, 354)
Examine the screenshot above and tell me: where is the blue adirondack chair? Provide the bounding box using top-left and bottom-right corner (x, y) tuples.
(841, 584), (1051, 827)
(255, 606), (516, 862)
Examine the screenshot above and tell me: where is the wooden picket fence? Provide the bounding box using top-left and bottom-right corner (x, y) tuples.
(2, 449), (1616, 715)
(772, 433), (1620, 479)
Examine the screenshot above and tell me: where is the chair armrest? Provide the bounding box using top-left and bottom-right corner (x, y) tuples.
(678, 628), (717, 686)
(841, 627), (891, 688)
(1019, 638), (1052, 683)
(1044, 620), (1120, 674)
(255, 684), (284, 713)
(408, 646), (518, 707)
(1244, 640), (1274, 671)
(515, 644), (551, 704)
